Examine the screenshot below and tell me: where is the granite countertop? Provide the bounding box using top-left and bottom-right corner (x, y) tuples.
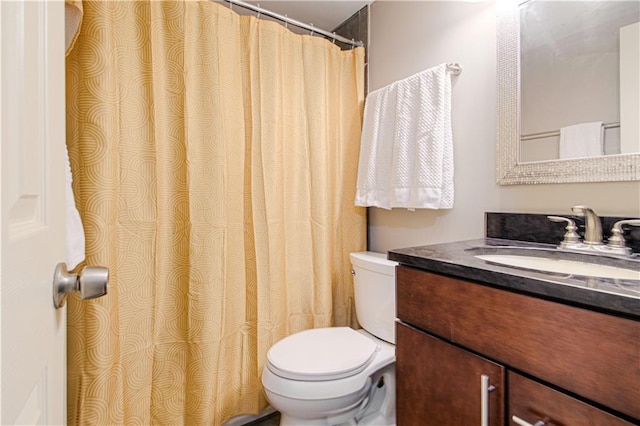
(388, 238), (640, 319)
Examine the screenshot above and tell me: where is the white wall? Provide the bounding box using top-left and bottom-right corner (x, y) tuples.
(367, 1), (640, 254)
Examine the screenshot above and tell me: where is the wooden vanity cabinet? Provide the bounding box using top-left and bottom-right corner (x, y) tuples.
(395, 265), (640, 426)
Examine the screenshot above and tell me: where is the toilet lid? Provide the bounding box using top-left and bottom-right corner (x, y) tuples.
(266, 327), (378, 381)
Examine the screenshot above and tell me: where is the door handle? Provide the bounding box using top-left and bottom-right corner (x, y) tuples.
(481, 374), (496, 426)
(52, 263), (109, 308)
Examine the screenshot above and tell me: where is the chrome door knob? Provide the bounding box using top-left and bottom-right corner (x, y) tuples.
(52, 263), (109, 308)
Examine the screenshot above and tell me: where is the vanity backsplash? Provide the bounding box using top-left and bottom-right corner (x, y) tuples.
(486, 212), (640, 254)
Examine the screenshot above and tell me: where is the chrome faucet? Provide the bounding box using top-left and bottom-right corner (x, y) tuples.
(571, 205), (603, 245)
(548, 206), (639, 256)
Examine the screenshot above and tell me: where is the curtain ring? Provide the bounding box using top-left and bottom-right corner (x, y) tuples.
(310, 23), (314, 36)
(332, 32), (336, 44)
(285, 14), (288, 29)
(256, 3), (260, 19)
(351, 38), (355, 49)
(229, 0), (232, 10)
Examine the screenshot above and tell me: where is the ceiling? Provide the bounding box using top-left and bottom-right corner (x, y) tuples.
(220, 1), (372, 33)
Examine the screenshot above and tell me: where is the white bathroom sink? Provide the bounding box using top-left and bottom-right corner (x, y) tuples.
(465, 246), (640, 280)
(474, 254), (640, 280)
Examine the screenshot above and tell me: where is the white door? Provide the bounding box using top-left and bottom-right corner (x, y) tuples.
(1, 1), (67, 424)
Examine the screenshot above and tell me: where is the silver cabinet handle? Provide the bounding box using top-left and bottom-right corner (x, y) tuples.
(512, 415), (545, 426)
(52, 263), (109, 308)
(481, 374), (496, 426)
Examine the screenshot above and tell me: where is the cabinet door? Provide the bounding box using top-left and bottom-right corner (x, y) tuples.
(397, 267), (640, 419)
(396, 322), (504, 426)
(509, 372), (635, 426)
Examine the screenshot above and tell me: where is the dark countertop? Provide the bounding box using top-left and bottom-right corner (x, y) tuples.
(388, 238), (640, 319)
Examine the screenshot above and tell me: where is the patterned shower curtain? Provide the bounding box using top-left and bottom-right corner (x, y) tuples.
(65, 1), (366, 424)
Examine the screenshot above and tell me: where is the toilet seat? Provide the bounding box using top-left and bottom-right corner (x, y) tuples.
(267, 327), (378, 381)
(262, 328), (395, 402)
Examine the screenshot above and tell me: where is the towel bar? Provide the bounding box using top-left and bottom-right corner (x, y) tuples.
(520, 121), (620, 142)
(446, 63), (462, 75)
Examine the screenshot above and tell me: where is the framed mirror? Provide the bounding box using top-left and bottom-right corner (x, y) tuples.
(497, 0), (640, 185)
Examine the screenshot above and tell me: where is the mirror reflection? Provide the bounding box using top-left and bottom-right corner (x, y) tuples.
(518, 1), (640, 163)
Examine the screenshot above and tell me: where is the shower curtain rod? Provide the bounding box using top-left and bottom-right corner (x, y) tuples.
(219, 0), (365, 47)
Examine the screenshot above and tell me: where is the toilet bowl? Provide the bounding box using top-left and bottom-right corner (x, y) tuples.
(261, 252), (398, 426)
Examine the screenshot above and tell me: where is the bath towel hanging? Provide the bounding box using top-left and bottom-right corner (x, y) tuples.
(355, 63), (455, 210)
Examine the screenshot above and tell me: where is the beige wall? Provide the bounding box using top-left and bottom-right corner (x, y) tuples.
(367, 1), (640, 254)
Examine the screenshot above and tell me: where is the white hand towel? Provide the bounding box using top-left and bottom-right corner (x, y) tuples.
(65, 1), (85, 270)
(355, 63), (454, 210)
(559, 121), (604, 159)
(65, 150), (85, 270)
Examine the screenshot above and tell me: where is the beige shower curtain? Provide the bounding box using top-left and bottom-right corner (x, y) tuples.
(65, 1), (365, 424)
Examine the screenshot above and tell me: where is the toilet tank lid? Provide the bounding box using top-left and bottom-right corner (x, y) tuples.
(350, 251), (398, 275)
(266, 327), (378, 381)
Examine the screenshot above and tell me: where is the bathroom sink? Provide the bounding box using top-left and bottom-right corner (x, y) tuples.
(466, 246), (640, 280)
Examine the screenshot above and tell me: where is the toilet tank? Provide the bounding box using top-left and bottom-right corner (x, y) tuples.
(350, 251), (398, 344)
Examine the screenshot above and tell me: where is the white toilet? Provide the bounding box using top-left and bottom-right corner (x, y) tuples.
(262, 251), (398, 426)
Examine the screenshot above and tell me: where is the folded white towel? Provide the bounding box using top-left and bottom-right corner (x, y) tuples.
(559, 121), (604, 159)
(65, 150), (85, 270)
(355, 63), (454, 210)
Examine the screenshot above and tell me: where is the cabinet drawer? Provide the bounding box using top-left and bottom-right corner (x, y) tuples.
(396, 266), (640, 420)
(509, 372), (633, 426)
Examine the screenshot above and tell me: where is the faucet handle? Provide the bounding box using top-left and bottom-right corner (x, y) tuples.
(607, 219), (640, 254)
(547, 216), (580, 247)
